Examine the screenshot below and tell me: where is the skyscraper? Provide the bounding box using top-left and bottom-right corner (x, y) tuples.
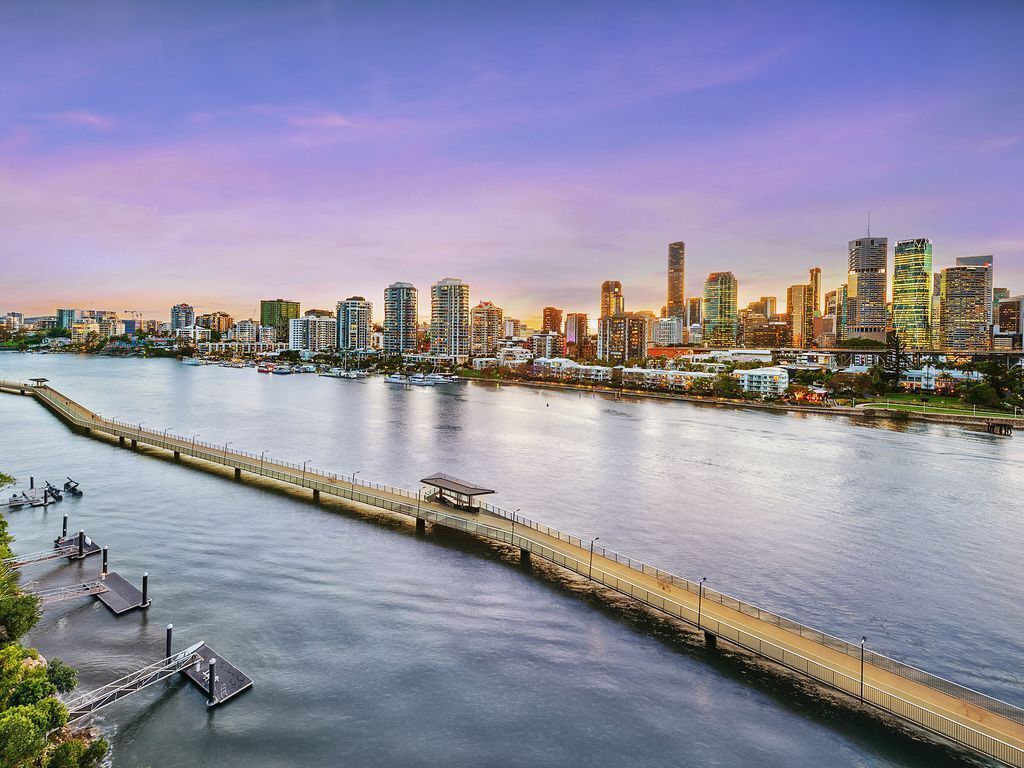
(170, 303), (195, 331)
(702, 272), (738, 348)
(846, 237), (888, 342)
(383, 282), (418, 354)
(687, 297), (702, 326)
(430, 278), (471, 359)
(892, 238), (933, 348)
(470, 301), (504, 355)
(336, 296), (373, 351)
(564, 313), (590, 358)
(955, 256), (994, 324)
(289, 315), (337, 353)
(600, 280), (624, 318)
(808, 267), (821, 317)
(786, 284), (813, 348)
(939, 266), (990, 350)
(542, 306), (564, 334)
(597, 313), (648, 362)
(993, 287), (1010, 328)
(260, 299), (300, 342)
(666, 241), (685, 318)
(757, 296), (777, 318)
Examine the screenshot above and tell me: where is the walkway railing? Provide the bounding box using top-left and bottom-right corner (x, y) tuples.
(4, 379), (1022, 767)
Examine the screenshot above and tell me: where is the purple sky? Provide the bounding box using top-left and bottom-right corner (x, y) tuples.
(1, 1), (1022, 324)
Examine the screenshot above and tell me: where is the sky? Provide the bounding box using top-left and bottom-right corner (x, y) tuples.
(1, 0), (1022, 324)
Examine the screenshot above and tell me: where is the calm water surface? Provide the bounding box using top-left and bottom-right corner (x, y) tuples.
(1, 354), (1021, 767)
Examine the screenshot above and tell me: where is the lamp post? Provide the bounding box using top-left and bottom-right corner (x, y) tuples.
(697, 576), (707, 629)
(223, 441), (232, 459)
(510, 508), (520, 546)
(353, 470), (361, 485)
(588, 537), (600, 580)
(259, 449), (268, 475)
(302, 459), (311, 487)
(860, 636), (867, 701)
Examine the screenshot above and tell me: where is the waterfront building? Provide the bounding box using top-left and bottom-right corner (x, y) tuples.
(653, 316), (686, 346)
(702, 272), (739, 348)
(174, 325), (212, 344)
(939, 265), (991, 350)
(667, 241), (686, 319)
(196, 311), (234, 334)
(304, 308), (335, 318)
(846, 237), (888, 342)
(70, 321), (100, 343)
(197, 341), (288, 356)
(503, 317), (523, 338)
(383, 282), (418, 354)
(229, 319), (258, 342)
(56, 308), (77, 330)
(289, 315), (338, 353)
(687, 296), (703, 327)
(808, 268), (822, 316)
(564, 313), (590, 358)
(471, 300), (504, 355)
(336, 296), (373, 351)
(542, 306), (563, 334)
(734, 366), (789, 397)
(600, 280), (625, 318)
(597, 312), (648, 362)
(892, 238), (933, 348)
(260, 299), (300, 342)
(170, 303), (195, 331)
(96, 316), (126, 338)
(955, 255), (994, 324)
(786, 284), (813, 348)
(430, 277), (471, 360)
(530, 331), (565, 359)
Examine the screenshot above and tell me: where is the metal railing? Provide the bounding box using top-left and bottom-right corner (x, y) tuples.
(5, 380), (1023, 767)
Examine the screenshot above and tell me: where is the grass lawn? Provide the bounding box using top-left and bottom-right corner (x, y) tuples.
(862, 399), (1017, 419)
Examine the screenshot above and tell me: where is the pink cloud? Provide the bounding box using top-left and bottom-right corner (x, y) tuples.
(38, 110), (117, 130)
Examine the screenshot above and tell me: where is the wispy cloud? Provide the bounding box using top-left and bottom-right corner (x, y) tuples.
(37, 110), (117, 130)
(974, 135), (1023, 154)
(288, 112), (355, 129)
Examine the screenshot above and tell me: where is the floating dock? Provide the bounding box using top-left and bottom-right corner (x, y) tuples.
(95, 571), (149, 615)
(182, 643), (254, 705)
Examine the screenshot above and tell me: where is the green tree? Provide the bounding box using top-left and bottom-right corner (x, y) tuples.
(45, 659), (78, 694)
(711, 373), (743, 398)
(882, 331), (910, 391)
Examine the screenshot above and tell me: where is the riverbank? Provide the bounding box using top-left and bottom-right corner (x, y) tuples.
(463, 376), (1020, 431)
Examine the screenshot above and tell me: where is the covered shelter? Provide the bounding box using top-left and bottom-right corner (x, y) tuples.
(29, 378), (49, 387)
(420, 472), (495, 511)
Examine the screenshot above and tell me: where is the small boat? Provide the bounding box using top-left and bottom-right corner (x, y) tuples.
(272, 366), (293, 375)
(320, 368), (345, 378)
(408, 373), (435, 386)
(181, 358), (205, 366)
(257, 364), (274, 373)
(425, 373), (454, 384)
(385, 374), (408, 384)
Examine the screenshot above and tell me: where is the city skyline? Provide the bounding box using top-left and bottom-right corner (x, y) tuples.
(1, 2), (1023, 321)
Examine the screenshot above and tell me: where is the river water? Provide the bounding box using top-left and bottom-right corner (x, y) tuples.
(1, 354), (1020, 767)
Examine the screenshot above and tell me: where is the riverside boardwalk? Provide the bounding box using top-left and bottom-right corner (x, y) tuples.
(2, 378), (1022, 767)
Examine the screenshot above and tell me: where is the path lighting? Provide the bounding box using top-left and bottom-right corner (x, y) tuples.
(511, 508), (520, 545)
(259, 449), (268, 475)
(697, 576), (707, 629)
(353, 470), (361, 484)
(223, 441), (232, 458)
(191, 434), (200, 450)
(860, 636), (867, 701)
(588, 537), (600, 580)
(302, 459), (312, 486)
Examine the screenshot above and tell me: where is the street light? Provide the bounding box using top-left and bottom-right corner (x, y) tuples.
(588, 537), (600, 580)
(259, 449), (268, 475)
(223, 441), (232, 458)
(191, 434), (200, 451)
(302, 459), (311, 486)
(697, 576), (707, 629)
(511, 508), (520, 546)
(860, 636), (867, 701)
(352, 470), (361, 485)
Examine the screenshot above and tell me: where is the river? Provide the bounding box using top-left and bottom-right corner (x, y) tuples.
(1, 354), (1021, 767)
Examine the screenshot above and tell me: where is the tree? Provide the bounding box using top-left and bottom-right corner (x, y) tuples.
(711, 372), (743, 399)
(45, 659), (77, 694)
(882, 331), (910, 392)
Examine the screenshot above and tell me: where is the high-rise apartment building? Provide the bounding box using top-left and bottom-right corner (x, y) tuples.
(503, 318), (523, 338)
(261, 299), (300, 342)
(196, 311), (234, 334)
(755, 296), (777, 318)
(653, 316), (686, 346)
(542, 306), (564, 334)
(597, 312), (648, 362)
(786, 284), (813, 348)
(170, 303), (195, 331)
(430, 278), (471, 359)
(846, 237), (888, 342)
(530, 331), (565, 359)
(56, 308), (77, 330)
(564, 313), (590, 358)
(336, 296), (373, 351)
(702, 272), (738, 348)
(939, 266), (991, 350)
(996, 296), (1023, 346)
(808, 268), (821, 316)
(600, 280), (624, 318)
(470, 300), (504, 355)
(993, 288), (1010, 327)
(955, 256), (994, 324)
(383, 282), (418, 354)
(666, 241), (686, 318)
(289, 315), (337, 353)
(824, 290), (837, 318)
(892, 238), (933, 348)
(835, 284), (850, 342)
(687, 297), (702, 326)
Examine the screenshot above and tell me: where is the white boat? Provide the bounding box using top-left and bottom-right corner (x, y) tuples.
(319, 368), (346, 378)
(408, 373), (435, 386)
(385, 374), (408, 384)
(181, 358), (205, 366)
(271, 366), (293, 375)
(301, 365), (317, 373)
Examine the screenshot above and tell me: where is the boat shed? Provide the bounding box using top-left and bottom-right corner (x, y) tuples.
(420, 473), (495, 511)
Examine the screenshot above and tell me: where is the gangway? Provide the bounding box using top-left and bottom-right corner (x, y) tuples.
(31, 580), (108, 605)
(3, 527), (101, 568)
(64, 642), (206, 722)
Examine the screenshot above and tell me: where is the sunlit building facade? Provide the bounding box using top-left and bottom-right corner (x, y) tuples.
(666, 241), (686, 319)
(939, 266), (990, 350)
(892, 238), (933, 348)
(430, 278), (471, 359)
(383, 282), (418, 354)
(846, 237), (888, 342)
(471, 300), (504, 355)
(702, 272), (738, 348)
(600, 280), (624, 318)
